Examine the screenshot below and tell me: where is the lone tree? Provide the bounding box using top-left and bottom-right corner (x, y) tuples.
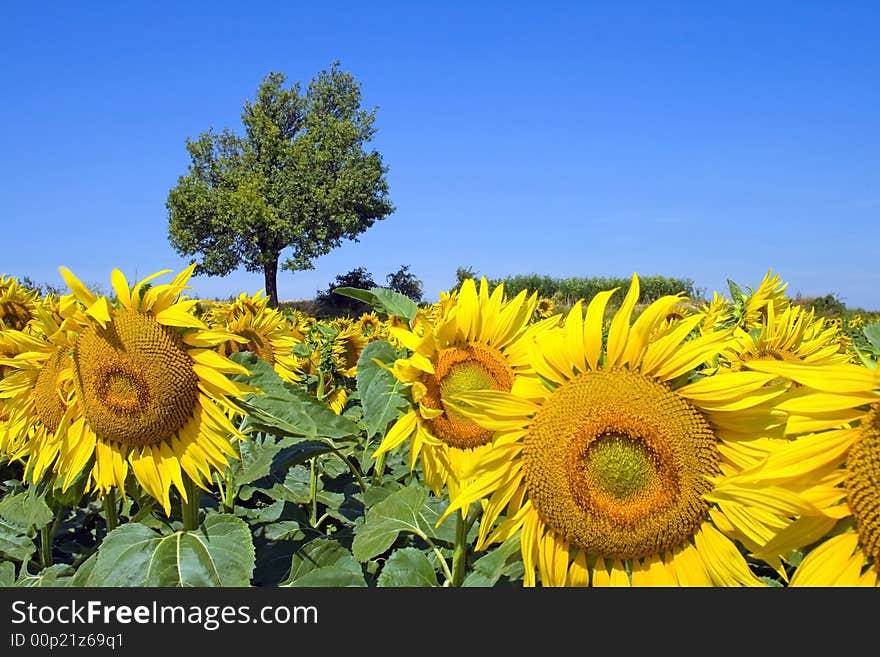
(166, 62), (394, 306)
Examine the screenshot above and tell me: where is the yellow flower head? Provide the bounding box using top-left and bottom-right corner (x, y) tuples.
(205, 291), (304, 383)
(374, 278), (556, 498)
(0, 276), (41, 332)
(536, 297), (555, 319)
(732, 358), (880, 586)
(442, 274), (798, 586)
(2, 265), (255, 515)
(726, 302), (851, 369)
(741, 270), (790, 331)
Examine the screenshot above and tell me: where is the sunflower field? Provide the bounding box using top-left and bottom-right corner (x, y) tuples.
(0, 266), (879, 588)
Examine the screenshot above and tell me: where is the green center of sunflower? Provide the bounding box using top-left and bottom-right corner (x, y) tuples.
(422, 343), (515, 449)
(584, 434), (654, 500)
(73, 309), (200, 447)
(845, 405), (880, 562)
(100, 369), (150, 413)
(524, 369), (720, 560)
(440, 362), (495, 398)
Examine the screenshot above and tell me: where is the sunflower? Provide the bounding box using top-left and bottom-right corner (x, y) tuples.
(0, 276), (41, 332)
(536, 297), (555, 319)
(726, 302), (848, 369)
(729, 359), (880, 585)
(329, 319), (368, 379)
(2, 265), (255, 515)
(740, 270), (790, 330)
(373, 278), (555, 498)
(205, 290), (304, 383)
(699, 292), (732, 334)
(0, 304), (76, 464)
(441, 274), (800, 586)
(355, 311), (386, 340)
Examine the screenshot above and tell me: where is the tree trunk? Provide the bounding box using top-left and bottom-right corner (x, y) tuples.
(263, 255), (279, 308)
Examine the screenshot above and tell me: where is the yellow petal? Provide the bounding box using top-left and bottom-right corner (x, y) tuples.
(605, 274), (639, 369)
(58, 266), (97, 307)
(110, 269), (132, 309)
(583, 289), (617, 371)
(789, 532), (860, 587)
(86, 297), (112, 328)
(743, 360), (878, 394)
(155, 302), (207, 329)
(373, 410), (418, 457)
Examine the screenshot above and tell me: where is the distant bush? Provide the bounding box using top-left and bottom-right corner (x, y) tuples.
(316, 267), (378, 317)
(485, 273), (702, 306)
(386, 264), (423, 303)
(793, 293), (847, 318)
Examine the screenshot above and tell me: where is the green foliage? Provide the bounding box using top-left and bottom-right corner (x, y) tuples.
(0, 518), (35, 563)
(0, 489), (53, 534)
(316, 266), (424, 316)
(352, 484), (454, 562)
(80, 515), (255, 587)
(315, 267), (378, 316)
(377, 547), (438, 587)
(282, 539), (366, 587)
(356, 340), (409, 438)
(462, 534), (524, 587)
(166, 62), (394, 305)
(864, 323), (880, 353)
(229, 351), (360, 440)
(486, 272), (701, 306)
(451, 265), (479, 292)
(333, 286), (419, 325)
(0, 560), (14, 586)
(794, 293), (847, 318)
(385, 264), (423, 302)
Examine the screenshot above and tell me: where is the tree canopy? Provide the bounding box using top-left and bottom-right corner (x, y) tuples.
(167, 62), (394, 306)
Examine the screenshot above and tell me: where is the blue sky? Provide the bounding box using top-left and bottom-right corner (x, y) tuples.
(1, 1), (878, 308)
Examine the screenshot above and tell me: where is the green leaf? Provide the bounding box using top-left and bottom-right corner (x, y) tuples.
(361, 481), (404, 507)
(282, 539), (366, 587)
(90, 515), (255, 587)
(89, 523), (159, 586)
(16, 564), (75, 587)
(69, 553), (98, 587)
(462, 534), (523, 587)
(864, 323), (880, 353)
(263, 521), (305, 542)
(357, 340), (409, 438)
(727, 279), (745, 301)
(333, 286), (418, 324)
(229, 352), (358, 440)
(377, 548), (438, 587)
(0, 519), (36, 562)
(368, 288), (419, 324)
(232, 433), (287, 488)
(331, 286), (377, 306)
(0, 560), (15, 587)
(267, 467), (313, 504)
(352, 484), (450, 561)
(0, 490), (53, 533)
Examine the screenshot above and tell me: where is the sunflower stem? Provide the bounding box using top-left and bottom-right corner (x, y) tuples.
(39, 522), (54, 570)
(316, 371), (326, 400)
(103, 490), (119, 533)
(451, 505), (471, 587)
(181, 477), (202, 531)
(327, 444), (367, 494)
(309, 457), (318, 527)
(371, 453), (386, 486)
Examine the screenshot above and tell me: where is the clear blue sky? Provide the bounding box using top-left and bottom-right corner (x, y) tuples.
(2, 1), (878, 308)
